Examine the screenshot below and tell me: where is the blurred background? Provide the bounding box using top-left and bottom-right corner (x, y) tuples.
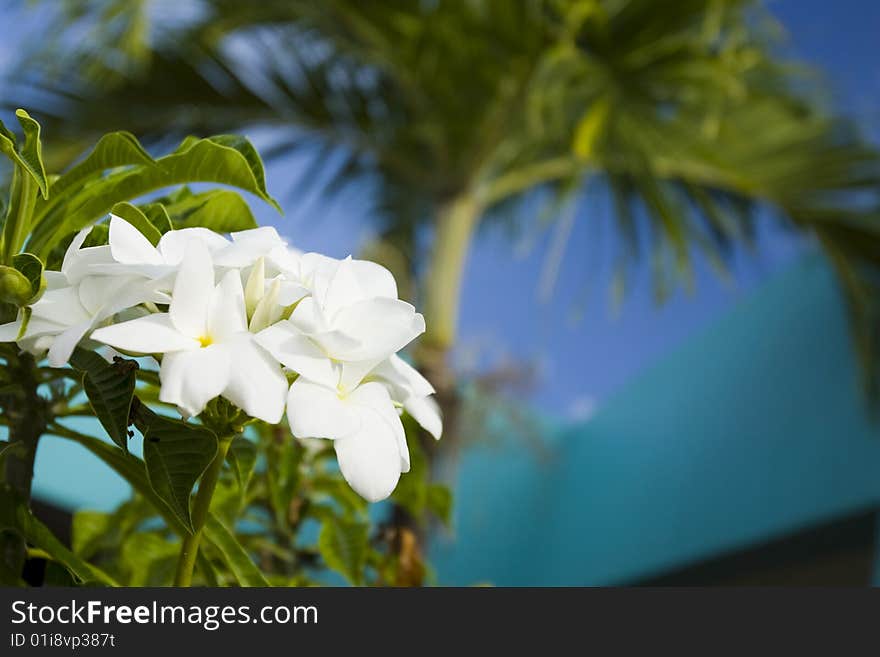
(2, 0), (880, 585)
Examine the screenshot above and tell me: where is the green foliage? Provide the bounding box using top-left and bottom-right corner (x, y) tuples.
(69, 347), (137, 451)
(226, 435), (258, 492)
(318, 516), (370, 585)
(0, 110), (48, 198)
(26, 131), (280, 258)
(0, 486), (117, 586)
(48, 131), (155, 198)
(158, 188), (258, 232)
(203, 514), (271, 587)
(1, 111), (48, 270)
(136, 406), (219, 533)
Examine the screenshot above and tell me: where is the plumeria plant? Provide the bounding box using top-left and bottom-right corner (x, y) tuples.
(0, 109), (448, 587)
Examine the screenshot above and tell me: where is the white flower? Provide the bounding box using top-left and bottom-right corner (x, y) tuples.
(286, 377), (409, 502)
(0, 228), (168, 365)
(370, 354), (443, 440)
(256, 256), (425, 392)
(91, 215), (230, 281)
(91, 240), (286, 422)
(1, 210), (441, 502)
(214, 226), (287, 268)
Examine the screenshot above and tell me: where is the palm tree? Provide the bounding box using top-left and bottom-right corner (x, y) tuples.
(7, 0), (880, 579)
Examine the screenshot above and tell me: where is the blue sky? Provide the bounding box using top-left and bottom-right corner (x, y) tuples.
(1, 0), (877, 422)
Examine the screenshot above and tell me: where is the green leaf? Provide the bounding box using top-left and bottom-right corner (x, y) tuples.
(43, 561), (78, 586)
(12, 110), (49, 199)
(318, 517), (369, 585)
(0, 486), (118, 586)
(110, 202), (163, 245)
(81, 223), (109, 247)
(163, 189), (258, 232)
(573, 97), (610, 160)
(121, 532), (179, 586)
(45, 131), (155, 200)
(226, 435), (257, 492)
(140, 203), (174, 234)
(426, 483), (453, 527)
(0, 110), (48, 198)
(12, 253), (45, 304)
(28, 134), (280, 257)
(203, 513), (270, 587)
(72, 510), (114, 558)
(137, 408), (218, 533)
(69, 348), (138, 451)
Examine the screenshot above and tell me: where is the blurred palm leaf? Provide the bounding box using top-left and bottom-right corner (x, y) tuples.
(6, 0), (880, 388)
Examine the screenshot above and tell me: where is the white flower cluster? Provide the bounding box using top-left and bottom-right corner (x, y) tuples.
(0, 217), (442, 501)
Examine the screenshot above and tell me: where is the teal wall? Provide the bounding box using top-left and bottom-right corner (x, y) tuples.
(430, 252), (880, 585)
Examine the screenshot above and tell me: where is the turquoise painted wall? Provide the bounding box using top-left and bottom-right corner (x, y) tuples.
(430, 252), (880, 585)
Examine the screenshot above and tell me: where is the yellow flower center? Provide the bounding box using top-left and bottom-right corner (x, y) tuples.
(198, 335), (214, 348)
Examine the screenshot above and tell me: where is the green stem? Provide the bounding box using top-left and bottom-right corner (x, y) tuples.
(173, 436), (232, 587)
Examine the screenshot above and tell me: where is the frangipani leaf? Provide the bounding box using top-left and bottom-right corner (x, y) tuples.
(0, 110), (48, 198)
(203, 514), (270, 587)
(163, 189), (258, 232)
(27, 134), (280, 257)
(0, 486), (118, 586)
(226, 435), (257, 492)
(137, 407), (218, 533)
(68, 348), (138, 451)
(318, 516), (369, 585)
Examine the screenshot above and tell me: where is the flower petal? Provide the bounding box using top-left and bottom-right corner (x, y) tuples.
(169, 239), (214, 338)
(333, 404), (404, 502)
(30, 286), (91, 327)
(159, 345), (232, 417)
(78, 275), (169, 318)
(91, 314), (199, 354)
(207, 270), (248, 342)
(405, 395), (443, 441)
(62, 236), (115, 284)
(349, 382), (408, 472)
(157, 228), (230, 265)
(221, 335), (287, 423)
(214, 226), (285, 268)
(371, 354), (435, 398)
(109, 215), (164, 265)
(256, 321), (337, 387)
(349, 259), (398, 299)
(286, 378), (360, 439)
(332, 298), (425, 361)
(47, 321), (93, 366)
